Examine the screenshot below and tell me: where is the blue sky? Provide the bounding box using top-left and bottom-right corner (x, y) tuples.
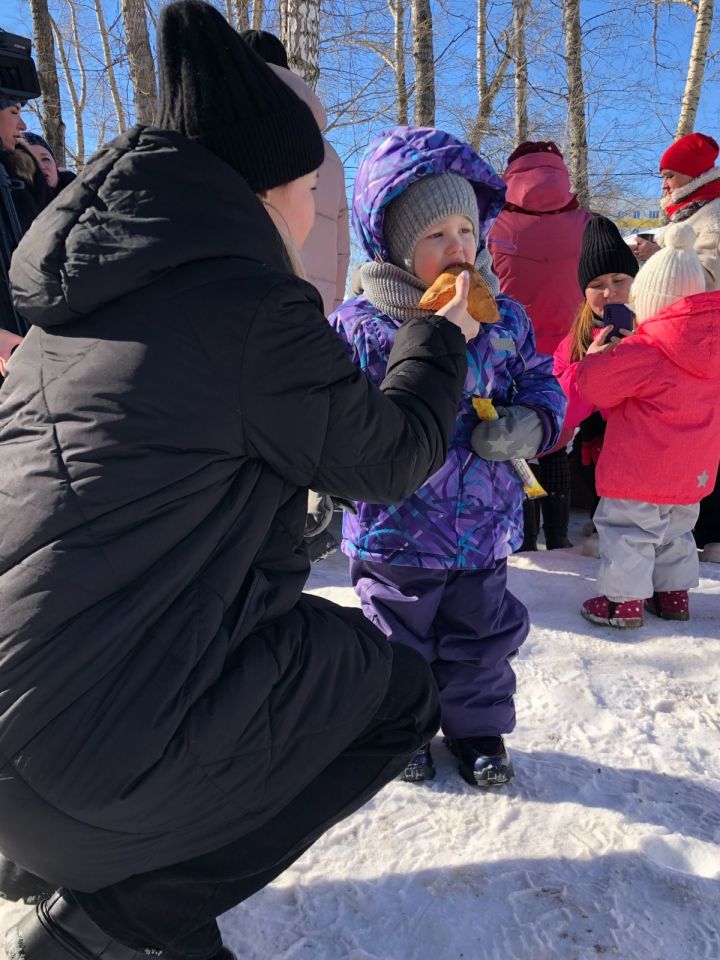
(4, 0), (719, 206)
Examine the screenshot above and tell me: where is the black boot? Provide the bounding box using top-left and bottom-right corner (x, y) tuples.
(5, 891), (236, 960)
(517, 498), (539, 552)
(444, 736), (514, 788)
(0, 854), (54, 905)
(400, 742), (436, 782)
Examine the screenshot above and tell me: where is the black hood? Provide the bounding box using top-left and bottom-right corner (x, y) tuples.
(9, 125), (288, 328)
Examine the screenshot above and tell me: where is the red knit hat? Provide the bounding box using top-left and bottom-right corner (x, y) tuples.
(659, 133), (719, 178)
(507, 141), (562, 165)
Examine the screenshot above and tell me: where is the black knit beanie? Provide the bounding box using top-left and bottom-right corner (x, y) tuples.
(578, 216), (639, 291)
(156, 0), (323, 193)
(239, 29), (289, 68)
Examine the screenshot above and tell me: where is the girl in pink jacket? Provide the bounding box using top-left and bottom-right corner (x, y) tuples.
(576, 224), (720, 628)
(553, 216), (640, 555)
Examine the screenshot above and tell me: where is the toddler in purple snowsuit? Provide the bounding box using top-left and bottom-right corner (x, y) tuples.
(330, 127), (566, 787)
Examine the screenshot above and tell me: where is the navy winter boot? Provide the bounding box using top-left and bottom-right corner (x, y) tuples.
(445, 736), (514, 787)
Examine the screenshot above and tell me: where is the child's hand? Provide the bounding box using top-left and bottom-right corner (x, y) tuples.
(435, 272), (477, 342)
(585, 325), (623, 355)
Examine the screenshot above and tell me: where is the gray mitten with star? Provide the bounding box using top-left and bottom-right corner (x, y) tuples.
(470, 405), (544, 461)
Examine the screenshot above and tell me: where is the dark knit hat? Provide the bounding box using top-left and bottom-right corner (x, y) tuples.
(156, 0), (323, 193)
(239, 29), (289, 69)
(507, 141), (562, 165)
(0, 95), (24, 111)
(578, 216), (639, 291)
(384, 173), (479, 273)
(21, 131), (55, 159)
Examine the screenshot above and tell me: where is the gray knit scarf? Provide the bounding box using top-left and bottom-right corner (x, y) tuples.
(358, 247), (501, 321)
(358, 262), (432, 321)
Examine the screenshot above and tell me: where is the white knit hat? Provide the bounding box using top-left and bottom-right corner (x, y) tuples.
(630, 223), (706, 323)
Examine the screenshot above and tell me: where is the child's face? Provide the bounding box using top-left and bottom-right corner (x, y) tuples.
(413, 215), (476, 286)
(585, 273), (634, 318)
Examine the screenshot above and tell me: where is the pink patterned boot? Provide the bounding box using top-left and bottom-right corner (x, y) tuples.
(581, 595), (644, 629)
(644, 590), (690, 621)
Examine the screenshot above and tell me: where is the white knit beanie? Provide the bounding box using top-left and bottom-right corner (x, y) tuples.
(630, 223), (706, 323)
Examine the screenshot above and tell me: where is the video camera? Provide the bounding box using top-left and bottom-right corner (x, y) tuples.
(1, 28), (42, 337)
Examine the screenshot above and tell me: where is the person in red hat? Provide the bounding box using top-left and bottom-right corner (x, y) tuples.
(633, 132), (720, 564)
(633, 132), (720, 290)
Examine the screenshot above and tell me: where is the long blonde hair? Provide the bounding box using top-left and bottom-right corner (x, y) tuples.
(568, 301), (598, 362)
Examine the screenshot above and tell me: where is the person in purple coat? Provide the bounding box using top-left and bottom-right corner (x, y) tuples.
(330, 127), (566, 787)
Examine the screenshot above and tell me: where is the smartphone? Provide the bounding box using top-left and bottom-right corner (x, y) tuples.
(602, 303), (634, 340)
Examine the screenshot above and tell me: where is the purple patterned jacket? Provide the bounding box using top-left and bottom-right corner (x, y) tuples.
(330, 127), (567, 569)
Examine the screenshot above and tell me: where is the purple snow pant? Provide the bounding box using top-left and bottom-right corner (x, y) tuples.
(350, 558), (529, 738)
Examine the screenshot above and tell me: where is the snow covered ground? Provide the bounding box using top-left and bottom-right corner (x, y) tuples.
(2, 517), (719, 959)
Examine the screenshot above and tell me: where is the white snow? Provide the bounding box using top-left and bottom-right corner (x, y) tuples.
(2, 518), (719, 959)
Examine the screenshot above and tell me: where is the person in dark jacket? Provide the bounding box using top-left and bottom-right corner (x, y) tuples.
(20, 131), (76, 198)
(0, 3), (470, 959)
(0, 98), (49, 345)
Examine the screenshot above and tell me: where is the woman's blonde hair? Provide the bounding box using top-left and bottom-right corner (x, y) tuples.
(568, 301), (598, 362)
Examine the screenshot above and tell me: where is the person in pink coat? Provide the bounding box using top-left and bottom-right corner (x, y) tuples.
(489, 142), (591, 550)
(553, 216), (640, 556)
(240, 30), (350, 314)
(576, 223), (720, 629)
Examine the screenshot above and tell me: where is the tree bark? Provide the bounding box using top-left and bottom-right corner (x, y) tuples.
(469, 0), (511, 150)
(388, 0), (408, 124)
(675, 0), (714, 138)
(562, 0), (589, 209)
(513, 0), (530, 147)
(411, 0), (435, 126)
(93, 0), (126, 133)
(283, 0), (321, 90)
(233, 0), (250, 30)
(252, 0), (266, 30)
(28, 0), (66, 165)
(120, 0), (157, 124)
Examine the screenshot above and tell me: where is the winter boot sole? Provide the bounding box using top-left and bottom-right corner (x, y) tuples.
(581, 609), (643, 629)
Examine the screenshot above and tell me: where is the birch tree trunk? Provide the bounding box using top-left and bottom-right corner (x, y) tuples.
(513, 0), (530, 146)
(252, 0), (266, 30)
(233, 0), (250, 30)
(411, 0), (435, 126)
(675, 0), (714, 138)
(93, 0), (126, 133)
(562, 0), (590, 209)
(28, 0), (66, 165)
(120, 0), (157, 124)
(389, 0), (408, 124)
(469, 0), (511, 149)
(283, 0), (321, 90)
(51, 5), (87, 169)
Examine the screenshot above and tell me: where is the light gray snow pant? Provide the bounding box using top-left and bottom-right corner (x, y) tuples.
(595, 498), (700, 601)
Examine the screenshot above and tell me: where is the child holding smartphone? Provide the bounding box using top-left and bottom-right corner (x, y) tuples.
(552, 217), (640, 555)
(576, 224), (720, 628)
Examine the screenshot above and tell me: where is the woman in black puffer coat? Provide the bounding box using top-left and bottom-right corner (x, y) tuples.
(0, 4), (471, 960)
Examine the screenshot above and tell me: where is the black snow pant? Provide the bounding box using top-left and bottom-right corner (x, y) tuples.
(71, 642), (440, 959)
